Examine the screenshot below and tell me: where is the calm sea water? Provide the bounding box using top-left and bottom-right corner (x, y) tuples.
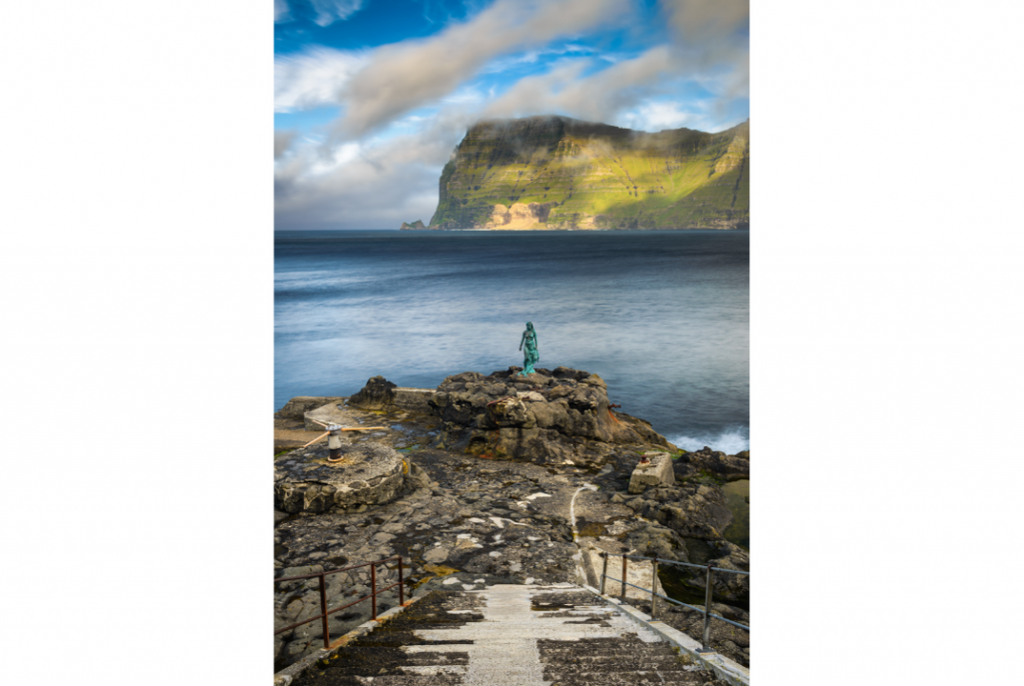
(275, 230), (748, 453)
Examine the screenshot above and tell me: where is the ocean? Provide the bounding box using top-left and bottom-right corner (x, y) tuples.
(275, 230), (748, 453)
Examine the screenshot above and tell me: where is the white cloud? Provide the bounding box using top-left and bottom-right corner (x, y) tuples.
(275, 116), (472, 230)
(660, 0), (749, 99)
(274, 47), (369, 113)
(332, 0), (630, 138)
(274, 0), (292, 23)
(661, 0), (749, 46)
(480, 46), (679, 123)
(614, 99), (735, 133)
(274, 130), (297, 159)
(311, 0), (365, 27)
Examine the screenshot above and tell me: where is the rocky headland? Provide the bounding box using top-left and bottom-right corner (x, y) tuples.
(274, 368), (750, 670)
(402, 115), (749, 231)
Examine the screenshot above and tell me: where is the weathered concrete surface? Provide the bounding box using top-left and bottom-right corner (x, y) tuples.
(575, 537), (666, 601)
(592, 591), (749, 686)
(274, 593), (428, 686)
(274, 443), (406, 513)
(282, 585), (728, 686)
(629, 450), (676, 493)
(277, 396), (345, 420)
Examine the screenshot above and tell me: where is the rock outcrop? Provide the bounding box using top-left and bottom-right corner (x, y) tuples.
(274, 443), (406, 513)
(623, 482), (733, 541)
(674, 447), (750, 482)
(347, 375), (397, 410)
(399, 219), (427, 230)
(425, 115), (749, 231)
(427, 367), (673, 467)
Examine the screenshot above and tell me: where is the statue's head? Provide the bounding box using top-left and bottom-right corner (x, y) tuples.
(526, 322), (534, 330)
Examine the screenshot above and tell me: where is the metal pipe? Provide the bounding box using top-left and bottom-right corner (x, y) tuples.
(621, 555), (628, 600)
(601, 582), (751, 632)
(651, 556), (658, 620)
(318, 573), (330, 650)
(600, 552), (608, 595)
(274, 556), (410, 641)
(621, 555), (749, 575)
(398, 557), (405, 605)
(702, 563), (713, 651)
(370, 564), (377, 620)
(276, 556), (401, 582)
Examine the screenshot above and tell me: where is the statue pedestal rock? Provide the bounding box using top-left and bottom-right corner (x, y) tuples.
(628, 451), (675, 494)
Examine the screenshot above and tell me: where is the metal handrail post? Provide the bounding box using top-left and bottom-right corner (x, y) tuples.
(701, 563), (713, 651)
(318, 573), (330, 650)
(370, 564), (377, 620)
(600, 553), (608, 595)
(651, 556), (658, 619)
(621, 555), (628, 600)
(398, 556), (405, 605)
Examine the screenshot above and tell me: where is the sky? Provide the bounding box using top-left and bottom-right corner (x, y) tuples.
(275, 0), (749, 230)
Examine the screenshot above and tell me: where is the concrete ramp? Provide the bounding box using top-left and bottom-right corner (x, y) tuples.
(277, 583), (727, 686)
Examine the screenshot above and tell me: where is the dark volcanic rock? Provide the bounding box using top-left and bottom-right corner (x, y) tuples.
(625, 523), (688, 562)
(624, 483), (733, 541)
(277, 396), (345, 420)
(274, 443), (406, 513)
(675, 447), (749, 481)
(348, 376), (398, 410)
(427, 367), (673, 466)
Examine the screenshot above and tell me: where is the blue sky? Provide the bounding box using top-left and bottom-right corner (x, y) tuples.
(274, 0), (749, 230)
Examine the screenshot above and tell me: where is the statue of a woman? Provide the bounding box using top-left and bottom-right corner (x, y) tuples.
(518, 322), (539, 376)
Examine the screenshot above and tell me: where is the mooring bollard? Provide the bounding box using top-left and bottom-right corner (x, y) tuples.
(327, 424), (343, 461)
(600, 552), (608, 595)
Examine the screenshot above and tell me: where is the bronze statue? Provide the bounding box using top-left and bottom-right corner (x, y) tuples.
(518, 322), (539, 376)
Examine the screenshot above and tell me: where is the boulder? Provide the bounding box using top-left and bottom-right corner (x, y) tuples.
(685, 540), (749, 604)
(678, 447), (749, 481)
(348, 376), (397, 410)
(625, 524), (688, 562)
(625, 483), (733, 540)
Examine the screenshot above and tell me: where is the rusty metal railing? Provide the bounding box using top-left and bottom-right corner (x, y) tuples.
(274, 555), (407, 650)
(598, 552), (749, 653)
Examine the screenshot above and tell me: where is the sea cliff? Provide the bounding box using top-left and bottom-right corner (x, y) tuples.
(406, 115), (749, 231)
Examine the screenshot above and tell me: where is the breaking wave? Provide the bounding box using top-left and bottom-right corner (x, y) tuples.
(668, 428), (749, 455)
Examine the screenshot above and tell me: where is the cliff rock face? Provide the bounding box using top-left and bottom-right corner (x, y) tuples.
(425, 115), (749, 230)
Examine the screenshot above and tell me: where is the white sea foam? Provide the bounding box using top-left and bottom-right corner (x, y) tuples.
(669, 428), (749, 455)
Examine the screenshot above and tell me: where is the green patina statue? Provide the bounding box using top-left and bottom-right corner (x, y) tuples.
(518, 322), (539, 376)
